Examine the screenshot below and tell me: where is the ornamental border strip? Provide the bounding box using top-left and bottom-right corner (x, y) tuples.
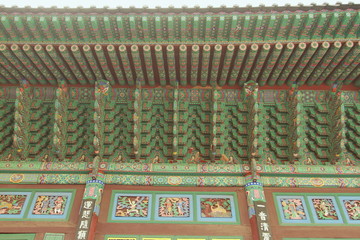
(104, 236), (243, 240)
(1, 162), (360, 175)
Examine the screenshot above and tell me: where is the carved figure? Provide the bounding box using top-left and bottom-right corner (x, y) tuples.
(211, 202), (227, 214)
(186, 151), (201, 164)
(312, 198), (338, 220)
(158, 197), (190, 217)
(152, 155), (162, 164)
(193, 151), (201, 163)
(200, 197), (232, 218)
(280, 198), (306, 220)
(40, 154), (49, 162)
(345, 158), (355, 166)
(77, 154), (87, 162)
(115, 196), (149, 218)
(176, 198), (185, 216)
(126, 199), (139, 215)
(266, 156), (275, 165)
(344, 200), (360, 220)
(0, 194), (27, 215)
(305, 157), (315, 165)
(4, 153), (13, 161)
(220, 154), (235, 164)
(114, 153), (123, 163)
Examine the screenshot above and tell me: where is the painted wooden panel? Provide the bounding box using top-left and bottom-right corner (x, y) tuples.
(108, 191), (239, 224)
(0, 192), (31, 218)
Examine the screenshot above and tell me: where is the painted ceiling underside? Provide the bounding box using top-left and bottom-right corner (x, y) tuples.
(0, 6), (359, 168)
(0, 5), (359, 87)
(0, 84), (359, 165)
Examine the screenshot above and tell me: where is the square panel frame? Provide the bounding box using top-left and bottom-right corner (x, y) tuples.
(196, 194), (237, 223)
(275, 195), (311, 224)
(307, 196), (344, 224)
(110, 193), (152, 221)
(154, 194), (194, 222)
(27, 192), (73, 220)
(338, 196), (360, 224)
(0, 191), (32, 219)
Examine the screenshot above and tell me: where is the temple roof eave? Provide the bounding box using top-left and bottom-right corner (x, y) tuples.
(1, 3), (360, 14)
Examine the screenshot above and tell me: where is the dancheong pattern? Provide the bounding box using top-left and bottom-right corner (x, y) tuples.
(275, 194), (360, 224)
(0, 194), (27, 215)
(200, 198), (232, 218)
(115, 195), (149, 218)
(280, 198), (307, 220)
(109, 191), (238, 223)
(342, 200), (360, 221)
(158, 197), (190, 218)
(311, 198), (339, 221)
(32, 195), (68, 215)
(0, 86), (358, 167)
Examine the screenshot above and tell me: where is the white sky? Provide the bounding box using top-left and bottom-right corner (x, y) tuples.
(0, 0), (352, 8)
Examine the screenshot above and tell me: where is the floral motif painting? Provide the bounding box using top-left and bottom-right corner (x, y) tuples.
(339, 196), (360, 224)
(280, 198), (307, 220)
(0, 194), (28, 215)
(308, 196), (343, 223)
(115, 195), (149, 218)
(32, 195), (68, 215)
(276, 196), (310, 224)
(28, 192), (72, 219)
(343, 200), (360, 220)
(200, 197), (232, 218)
(311, 198), (338, 220)
(158, 197), (190, 217)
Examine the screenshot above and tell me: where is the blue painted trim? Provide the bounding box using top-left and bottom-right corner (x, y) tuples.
(196, 195), (237, 222)
(0, 192), (32, 219)
(245, 182), (262, 187)
(27, 192), (72, 219)
(111, 193), (152, 221)
(86, 179), (105, 185)
(307, 196), (344, 224)
(275, 196), (311, 224)
(154, 194), (194, 221)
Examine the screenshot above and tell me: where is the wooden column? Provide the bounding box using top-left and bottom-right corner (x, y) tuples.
(245, 159), (273, 240)
(75, 172), (105, 240)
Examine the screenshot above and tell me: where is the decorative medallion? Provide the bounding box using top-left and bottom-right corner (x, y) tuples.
(310, 178), (325, 187)
(9, 174), (24, 183)
(167, 176), (182, 185)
